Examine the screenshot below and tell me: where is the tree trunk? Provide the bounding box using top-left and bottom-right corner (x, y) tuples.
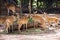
(29, 0), (31, 14)
(20, 0), (22, 17)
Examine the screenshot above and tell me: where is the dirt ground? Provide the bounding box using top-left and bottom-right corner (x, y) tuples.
(0, 29), (60, 40)
(0, 14), (60, 40)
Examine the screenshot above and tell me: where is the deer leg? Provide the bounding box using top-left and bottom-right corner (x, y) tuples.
(6, 23), (10, 33)
(5, 26), (9, 33)
(23, 24), (25, 30)
(41, 22), (47, 30)
(6, 29), (8, 33)
(34, 22), (35, 29)
(18, 24), (22, 32)
(18, 25), (20, 32)
(12, 25), (13, 32)
(26, 23), (27, 31)
(8, 25), (10, 33)
(54, 22), (58, 30)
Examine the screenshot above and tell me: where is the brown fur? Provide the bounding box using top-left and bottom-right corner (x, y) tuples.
(44, 12), (58, 28)
(0, 17), (7, 24)
(5, 15), (16, 33)
(17, 15), (29, 32)
(44, 13), (58, 25)
(31, 14), (47, 29)
(46, 16), (58, 26)
(5, 3), (16, 15)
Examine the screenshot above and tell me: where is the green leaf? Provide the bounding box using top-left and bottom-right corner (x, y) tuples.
(28, 18), (34, 22)
(17, 0), (20, 5)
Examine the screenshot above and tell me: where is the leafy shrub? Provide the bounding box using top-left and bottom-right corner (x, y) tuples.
(28, 18), (34, 23)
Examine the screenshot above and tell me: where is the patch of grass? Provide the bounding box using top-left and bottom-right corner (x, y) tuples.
(35, 29), (42, 32)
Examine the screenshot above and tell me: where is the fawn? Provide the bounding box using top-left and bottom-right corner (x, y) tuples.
(5, 15), (16, 33)
(16, 14), (29, 32)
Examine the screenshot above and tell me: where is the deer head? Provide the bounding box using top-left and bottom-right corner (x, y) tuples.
(43, 12), (48, 19)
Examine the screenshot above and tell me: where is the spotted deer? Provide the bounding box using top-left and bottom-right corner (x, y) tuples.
(5, 15), (17, 33)
(16, 14), (29, 32)
(43, 12), (58, 30)
(6, 4), (16, 15)
(30, 14), (47, 29)
(4, 4), (17, 33)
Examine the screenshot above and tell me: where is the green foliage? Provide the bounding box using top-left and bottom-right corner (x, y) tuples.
(57, 1), (60, 6)
(37, 2), (46, 9)
(17, 0), (20, 5)
(28, 18), (34, 23)
(32, 0), (37, 9)
(52, 2), (56, 7)
(35, 29), (42, 32)
(32, 0), (46, 9)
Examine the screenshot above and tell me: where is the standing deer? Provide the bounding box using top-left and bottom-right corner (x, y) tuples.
(5, 15), (16, 33)
(16, 14), (29, 32)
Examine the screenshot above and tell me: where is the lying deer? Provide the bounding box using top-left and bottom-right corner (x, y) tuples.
(44, 12), (58, 30)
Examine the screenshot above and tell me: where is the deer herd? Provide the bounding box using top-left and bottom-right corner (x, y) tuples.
(0, 4), (59, 33)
